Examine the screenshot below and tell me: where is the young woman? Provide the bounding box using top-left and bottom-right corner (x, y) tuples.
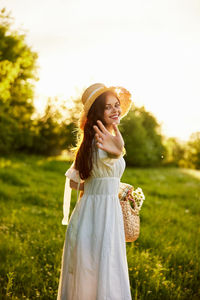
(57, 83), (133, 300)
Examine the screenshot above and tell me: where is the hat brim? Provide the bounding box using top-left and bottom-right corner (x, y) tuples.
(78, 86), (133, 130)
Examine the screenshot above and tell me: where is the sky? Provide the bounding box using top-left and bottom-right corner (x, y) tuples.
(1, 0), (200, 141)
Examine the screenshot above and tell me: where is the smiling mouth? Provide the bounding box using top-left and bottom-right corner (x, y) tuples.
(110, 114), (120, 119)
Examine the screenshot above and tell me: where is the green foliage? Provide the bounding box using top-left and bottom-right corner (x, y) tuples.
(186, 132), (200, 169)
(27, 97), (78, 155)
(0, 8), (38, 154)
(0, 154), (199, 299)
(120, 107), (166, 167)
(163, 132), (200, 170)
(162, 137), (186, 167)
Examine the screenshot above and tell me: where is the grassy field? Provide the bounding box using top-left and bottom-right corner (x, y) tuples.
(0, 153), (199, 300)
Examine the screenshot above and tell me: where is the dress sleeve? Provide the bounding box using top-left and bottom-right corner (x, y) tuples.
(65, 161), (84, 183)
(62, 162), (84, 225)
(98, 147), (125, 167)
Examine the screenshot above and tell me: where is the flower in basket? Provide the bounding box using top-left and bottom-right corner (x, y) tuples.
(119, 183), (145, 214)
(130, 187), (145, 211)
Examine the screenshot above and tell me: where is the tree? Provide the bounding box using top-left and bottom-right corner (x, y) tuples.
(120, 106), (166, 167)
(0, 8), (38, 154)
(162, 137), (186, 167)
(29, 97), (78, 155)
(186, 132), (200, 169)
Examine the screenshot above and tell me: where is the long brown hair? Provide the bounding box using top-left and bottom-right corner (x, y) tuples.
(73, 91), (120, 180)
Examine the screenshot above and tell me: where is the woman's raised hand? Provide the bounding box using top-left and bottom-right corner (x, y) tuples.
(93, 120), (124, 156)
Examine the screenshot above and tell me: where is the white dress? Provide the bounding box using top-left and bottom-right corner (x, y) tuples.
(57, 141), (132, 300)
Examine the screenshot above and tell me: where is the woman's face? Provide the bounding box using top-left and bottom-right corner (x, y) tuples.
(103, 93), (122, 130)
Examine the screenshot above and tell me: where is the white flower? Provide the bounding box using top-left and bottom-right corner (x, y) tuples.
(131, 187), (145, 210)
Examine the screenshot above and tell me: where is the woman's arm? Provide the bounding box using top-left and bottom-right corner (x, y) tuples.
(69, 179), (84, 191)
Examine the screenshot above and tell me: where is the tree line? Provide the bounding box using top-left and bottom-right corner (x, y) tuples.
(0, 8), (199, 169)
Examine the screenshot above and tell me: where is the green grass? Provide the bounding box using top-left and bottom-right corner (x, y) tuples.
(0, 153), (199, 299)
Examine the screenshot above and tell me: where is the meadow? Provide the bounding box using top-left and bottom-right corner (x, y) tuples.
(0, 154), (199, 300)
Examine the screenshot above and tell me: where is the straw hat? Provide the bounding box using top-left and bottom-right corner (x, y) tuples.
(79, 83), (133, 130)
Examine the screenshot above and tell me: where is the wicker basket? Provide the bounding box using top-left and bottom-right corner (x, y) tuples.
(119, 182), (140, 242)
